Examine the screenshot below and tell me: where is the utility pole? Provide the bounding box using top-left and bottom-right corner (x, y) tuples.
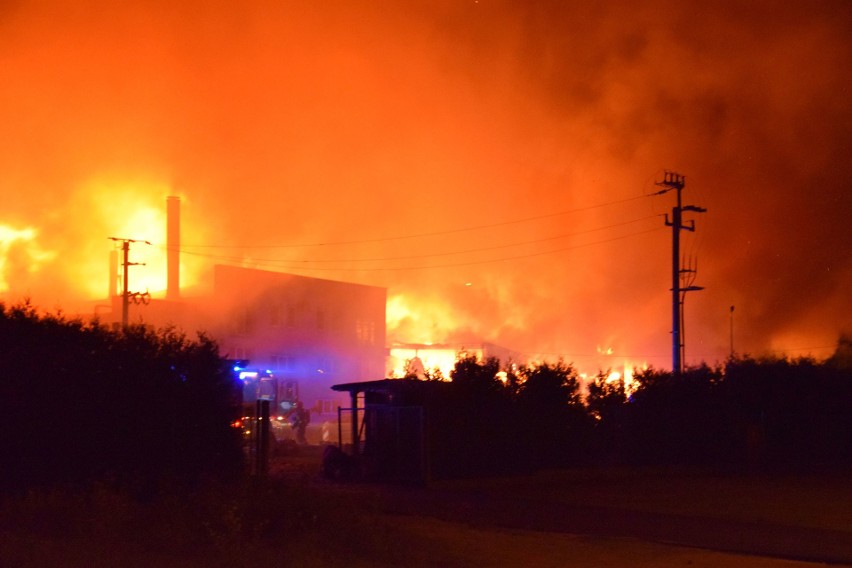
(655, 172), (706, 377)
(108, 237), (151, 328)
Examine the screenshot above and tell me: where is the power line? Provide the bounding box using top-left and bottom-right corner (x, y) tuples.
(180, 225), (666, 272)
(172, 194), (652, 250)
(174, 214), (662, 266)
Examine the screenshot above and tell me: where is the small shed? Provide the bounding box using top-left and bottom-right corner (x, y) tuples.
(330, 378), (449, 483)
(330, 377), (528, 482)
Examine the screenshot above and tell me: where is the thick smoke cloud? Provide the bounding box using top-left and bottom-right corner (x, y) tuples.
(1, 0), (849, 368)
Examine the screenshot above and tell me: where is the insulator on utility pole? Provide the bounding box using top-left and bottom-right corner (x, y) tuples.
(108, 237), (151, 329)
(656, 171), (706, 377)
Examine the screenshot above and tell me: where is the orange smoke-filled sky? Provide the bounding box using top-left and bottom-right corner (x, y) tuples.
(1, 0), (850, 369)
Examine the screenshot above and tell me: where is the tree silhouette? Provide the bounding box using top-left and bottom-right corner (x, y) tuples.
(514, 360), (589, 468)
(0, 301), (243, 494)
(434, 354), (520, 476)
(624, 364), (731, 466)
(724, 355), (852, 470)
(586, 371), (629, 464)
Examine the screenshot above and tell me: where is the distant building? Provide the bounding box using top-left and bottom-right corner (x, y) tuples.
(209, 264), (386, 413)
(100, 263), (386, 418)
(94, 198), (386, 418)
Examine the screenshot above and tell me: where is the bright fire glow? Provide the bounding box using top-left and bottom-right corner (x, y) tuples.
(92, 178), (169, 297)
(606, 360), (646, 395)
(578, 349), (648, 399)
(593, 343), (646, 394)
(71, 177), (204, 301)
(387, 293), (462, 345)
(0, 225), (56, 293)
(2, 2), (846, 365)
(387, 292), (491, 379)
(386, 295), (417, 338)
(387, 345), (482, 379)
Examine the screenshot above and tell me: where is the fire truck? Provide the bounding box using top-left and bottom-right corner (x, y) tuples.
(232, 364), (300, 415)
(229, 362), (302, 452)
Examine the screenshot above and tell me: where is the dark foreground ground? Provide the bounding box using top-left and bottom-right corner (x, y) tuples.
(2, 445), (850, 567)
(276, 446), (852, 566)
(375, 472), (852, 565)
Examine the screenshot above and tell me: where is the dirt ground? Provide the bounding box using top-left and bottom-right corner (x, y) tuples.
(273, 445), (852, 567)
(2, 446), (848, 567)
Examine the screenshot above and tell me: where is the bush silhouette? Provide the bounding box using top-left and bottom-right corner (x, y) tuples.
(0, 302), (244, 493)
(432, 350), (851, 474)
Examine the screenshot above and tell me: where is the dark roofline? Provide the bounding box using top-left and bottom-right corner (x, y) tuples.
(331, 377), (449, 395)
(331, 378), (404, 394)
(213, 263), (386, 292)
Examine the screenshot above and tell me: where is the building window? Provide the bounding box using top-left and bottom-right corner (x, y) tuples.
(356, 319), (376, 345)
(270, 354), (294, 371)
(237, 309), (253, 335)
(286, 305), (297, 327)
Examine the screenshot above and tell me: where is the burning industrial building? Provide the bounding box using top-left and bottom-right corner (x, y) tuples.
(1, 1), (849, 376)
(96, 197), (387, 419)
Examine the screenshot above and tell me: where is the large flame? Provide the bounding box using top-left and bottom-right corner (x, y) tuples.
(387, 346), (469, 380)
(76, 177), (200, 300)
(0, 225), (56, 293)
(387, 292), (482, 378)
(387, 293), (460, 345)
(1, 2), (848, 363)
(0, 175), (207, 311)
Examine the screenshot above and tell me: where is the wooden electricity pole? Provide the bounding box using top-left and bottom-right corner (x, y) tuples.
(108, 237), (151, 328)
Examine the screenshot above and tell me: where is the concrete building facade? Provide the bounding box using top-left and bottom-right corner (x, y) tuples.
(103, 262), (386, 419)
(209, 264), (386, 414)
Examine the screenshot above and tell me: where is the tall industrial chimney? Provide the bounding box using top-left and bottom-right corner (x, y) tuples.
(166, 196), (180, 300)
